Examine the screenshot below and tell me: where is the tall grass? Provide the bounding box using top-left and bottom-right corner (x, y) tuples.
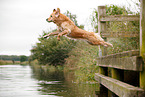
(64, 40), (99, 82)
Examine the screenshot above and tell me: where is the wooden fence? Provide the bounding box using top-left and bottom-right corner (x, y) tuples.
(95, 1), (145, 97)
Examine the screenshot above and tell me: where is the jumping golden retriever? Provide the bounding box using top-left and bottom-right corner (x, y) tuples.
(44, 8), (113, 47)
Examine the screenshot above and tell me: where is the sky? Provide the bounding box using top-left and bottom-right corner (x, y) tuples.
(0, 0), (139, 56)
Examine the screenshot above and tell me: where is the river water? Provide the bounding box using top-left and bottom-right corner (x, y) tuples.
(0, 65), (98, 97)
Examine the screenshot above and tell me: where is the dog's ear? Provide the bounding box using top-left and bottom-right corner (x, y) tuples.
(57, 8), (60, 13)
(55, 8), (60, 17)
(53, 9), (56, 12)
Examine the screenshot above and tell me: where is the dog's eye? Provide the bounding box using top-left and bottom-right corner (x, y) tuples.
(50, 15), (52, 17)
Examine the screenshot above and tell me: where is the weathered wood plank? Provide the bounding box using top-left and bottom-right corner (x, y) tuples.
(100, 15), (140, 22)
(101, 31), (139, 38)
(96, 56), (143, 71)
(96, 50), (143, 71)
(95, 73), (145, 97)
(97, 50), (139, 59)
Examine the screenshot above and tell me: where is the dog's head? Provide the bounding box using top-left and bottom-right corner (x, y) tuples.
(46, 8), (60, 23)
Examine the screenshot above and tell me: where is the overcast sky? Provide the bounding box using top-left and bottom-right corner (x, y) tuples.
(0, 0), (139, 56)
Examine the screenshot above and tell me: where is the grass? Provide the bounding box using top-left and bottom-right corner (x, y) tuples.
(0, 60), (29, 65)
(64, 40), (99, 83)
(30, 59), (64, 72)
(0, 60), (20, 65)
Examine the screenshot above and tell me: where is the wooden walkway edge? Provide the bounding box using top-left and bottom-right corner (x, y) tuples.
(95, 73), (144, 97)
(96, 50), (143, 71)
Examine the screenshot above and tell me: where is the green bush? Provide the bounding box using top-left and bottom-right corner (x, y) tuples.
(31, 34), (76, 66)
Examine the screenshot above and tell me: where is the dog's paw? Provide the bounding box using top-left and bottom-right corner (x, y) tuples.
(57, 37), (60, 41)
(43, 35), (48, 38)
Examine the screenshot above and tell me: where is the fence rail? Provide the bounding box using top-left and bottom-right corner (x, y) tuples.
(101, 31), (139, 37)
(97, 56), (143, 71)
(95, 73), (144, 97)
(100, 15), (140, 22)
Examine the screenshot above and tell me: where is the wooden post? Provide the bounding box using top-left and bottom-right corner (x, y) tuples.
(111, 68), (123, 81)
(98, 6), (107, 75)
(98, 6), (107, 57)
(111, 68), (124, 97)
(98, 6), (108, 97)
(98, 6), (108, 76)
(140, 0), (145, 91)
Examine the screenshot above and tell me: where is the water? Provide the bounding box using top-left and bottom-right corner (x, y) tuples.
(0, 65), (98, 97)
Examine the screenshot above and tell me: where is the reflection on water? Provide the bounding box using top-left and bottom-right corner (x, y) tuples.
(0, 65), (98, 97)
(0, 65), (52, 97)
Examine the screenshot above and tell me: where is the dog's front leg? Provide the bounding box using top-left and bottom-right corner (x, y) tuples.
(57, 30), (69, 41)
(43, 30), (60, 38)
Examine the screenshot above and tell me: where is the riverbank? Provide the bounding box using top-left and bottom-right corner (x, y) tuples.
(64, 41), (99, 82)
(0, 60), (19, 65)
(30, 41), (99, 82)
(0, 60), (28, 65)
(30, 63), (99, 96)
(30, 60), (99, 83)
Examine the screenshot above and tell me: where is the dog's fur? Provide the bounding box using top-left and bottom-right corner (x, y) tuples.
(44, 8), (113, 47)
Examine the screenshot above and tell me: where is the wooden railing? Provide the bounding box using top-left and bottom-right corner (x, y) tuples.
(95, 2), (145, 97)
(96, 50), (143, 71)
(100, 15), (139, 22)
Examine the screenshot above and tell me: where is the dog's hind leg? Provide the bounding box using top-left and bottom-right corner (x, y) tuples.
(87, 40), (113, 47)
(87, 40), (101, 46)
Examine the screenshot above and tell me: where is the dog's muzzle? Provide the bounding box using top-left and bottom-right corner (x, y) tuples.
(46, 19), (49, 22)
(46, 19), (52, 23)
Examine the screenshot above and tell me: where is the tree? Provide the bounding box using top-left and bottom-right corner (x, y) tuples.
(31, 35), (76, 66)
(20, 55), (27, 62)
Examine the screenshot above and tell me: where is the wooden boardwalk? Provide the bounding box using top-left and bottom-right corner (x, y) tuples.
(95, 1), (145, 96)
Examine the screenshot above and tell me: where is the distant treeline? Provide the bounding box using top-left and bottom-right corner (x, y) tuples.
(0, 55), (29, 61)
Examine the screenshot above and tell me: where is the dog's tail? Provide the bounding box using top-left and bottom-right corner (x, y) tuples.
(94, 33), (113, 47)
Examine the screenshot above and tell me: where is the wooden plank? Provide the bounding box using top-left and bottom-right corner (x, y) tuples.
(100, 15), (140, 22)
(96, 56), (143, 71)
(95, 73), (145, 97)
(101, 31), (139, 38)
(96, 50), (143, 71)
(97, 50), (139, 59)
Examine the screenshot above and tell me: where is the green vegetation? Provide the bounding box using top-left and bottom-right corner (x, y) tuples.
(20, 55), (28, 62)
(64, 41), (99, 82)
(30, 36), (76, 66)
(0, 60), (20, 65)
(0, 55), (29, 65)
(0, 55), (20, 61)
